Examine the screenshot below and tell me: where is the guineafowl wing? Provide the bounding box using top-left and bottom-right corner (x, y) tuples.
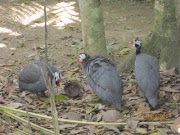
(85, 57), (122, 93)
(135, 54), (160, 96)
(19, 63), (42, 84)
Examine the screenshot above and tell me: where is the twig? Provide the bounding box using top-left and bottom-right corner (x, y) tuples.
(43, 0), (60, 134)
(25, 102), (32, 134)
(0, 110), (55, 135)
(0, 118), (29, 135)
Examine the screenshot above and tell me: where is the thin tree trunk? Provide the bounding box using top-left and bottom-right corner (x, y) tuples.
(78, 0), (107, 56)
(175, 0), (180, 76)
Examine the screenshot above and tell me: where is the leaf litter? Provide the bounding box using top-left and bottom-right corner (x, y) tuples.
(0, 64), (179, 135)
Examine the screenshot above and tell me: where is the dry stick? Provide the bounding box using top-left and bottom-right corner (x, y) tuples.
(0, 106), (174, 126)
(0, 118), (29, 135)
(43, 0), (60, 134)
(25, 102), (33, 134)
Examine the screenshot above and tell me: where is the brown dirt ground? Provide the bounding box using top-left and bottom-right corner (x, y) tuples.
(0, 0), (179, 134)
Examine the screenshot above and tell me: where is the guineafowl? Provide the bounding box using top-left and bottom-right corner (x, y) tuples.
(18, 61), (61, 99)
(78, 53), (123, 110)
(131, 38), (160, 108)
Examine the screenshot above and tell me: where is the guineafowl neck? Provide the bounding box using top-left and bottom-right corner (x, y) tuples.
(136, 46), (141, 55)
(82, 55), (91, 68)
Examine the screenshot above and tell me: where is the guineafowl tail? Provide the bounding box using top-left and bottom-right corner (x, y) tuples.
(148, 98), (157, 108)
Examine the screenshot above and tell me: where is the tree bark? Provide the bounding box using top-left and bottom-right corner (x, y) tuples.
(78, 0), (107, 56)
(175, 0), (180, 76)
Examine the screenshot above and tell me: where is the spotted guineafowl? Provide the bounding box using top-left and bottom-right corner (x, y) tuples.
(78, 53), (123, 110)
(19, 61), (61, 99)
(131, 38), (160, 108)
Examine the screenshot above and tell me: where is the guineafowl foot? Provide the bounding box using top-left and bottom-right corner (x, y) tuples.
(36, 92), (47, 101)
(41, 91), (48, 98)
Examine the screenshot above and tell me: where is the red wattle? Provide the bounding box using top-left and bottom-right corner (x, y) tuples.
(78, 59), (83, 64)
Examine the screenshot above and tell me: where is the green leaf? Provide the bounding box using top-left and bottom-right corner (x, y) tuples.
(170, 104), (176, 109)
(44, 95), (66, 103)
(91, 99), (103, 104)
(63, 27), (73, 30)
(122, 110), (129, 114)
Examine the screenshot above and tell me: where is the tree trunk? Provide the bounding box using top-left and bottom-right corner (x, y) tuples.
(150, 0), (179, 71)
(78, 0), (107, 56)
(175, 0), (180, 76)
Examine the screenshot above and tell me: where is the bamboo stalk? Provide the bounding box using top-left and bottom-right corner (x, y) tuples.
(0, 106), (174, 126)
(0, 110), (55, 135)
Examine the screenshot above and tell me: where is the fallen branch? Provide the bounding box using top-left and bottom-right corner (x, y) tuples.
(0, 106), (174, 126)
(0, 110), (55, 135)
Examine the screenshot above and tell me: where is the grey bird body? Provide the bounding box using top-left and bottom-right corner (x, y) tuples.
(81, 55), (123, 110)
(19, 61), (59, 93)
(131, 38), (160, 108)
(135, 53), (160, 107)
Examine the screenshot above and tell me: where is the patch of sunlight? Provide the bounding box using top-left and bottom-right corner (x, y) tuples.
(0, 27), (21, 36)
(0, 5), (4, 10)
(11, 2), (48, 26)
(178, 126), (180, 133)
(0, 43), (7, 48)
(11, 1), (80, 28)
(31, 19), (54, 27)
(10, 48), (16, 50)
(50, 2), (80, 29)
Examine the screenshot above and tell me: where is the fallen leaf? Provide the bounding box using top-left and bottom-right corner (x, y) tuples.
(105, 125), (120, 134)
(137, 102), (150, 113)
(102, 110), (124, 122)
(4, 82), (17, 95)
(7, 102), (23, 108)
(122, 110), (129, 114)
(91, 99), (103, 104)
(96, 112), (103, 122)
(171, 117), (180, 133)
(162, 87), (180, 93)
(44, 95), (66, 103)
(68, 71), (75, 76)
(0, 95), (4, 102)
(62, 112), (81, 121)
(172, 85), (180, 90)
(0, 125), (5, 132)
(170, 104), (176, 109)
(24, 97), (33, 104)
(127, 120), (139, 130)
(136, 127), (148, 134)
(59, 124), (77, 130)
(162, 67), (175, 76)
(171, 109), (179, 115)
(81, 83), (93, 91)
(172, 93), (180, 102)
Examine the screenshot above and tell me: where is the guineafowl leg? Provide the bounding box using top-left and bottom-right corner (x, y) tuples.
(41, 91), (48, 98)
(36, 92), (46, 101)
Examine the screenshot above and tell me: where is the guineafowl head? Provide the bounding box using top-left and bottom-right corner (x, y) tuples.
(78, 53), (90, 64)
(55, 72), (62, 85)
(131, 38), (141, 55)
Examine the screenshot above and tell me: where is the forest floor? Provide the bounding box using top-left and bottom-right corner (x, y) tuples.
(0, 0), (180, 134)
